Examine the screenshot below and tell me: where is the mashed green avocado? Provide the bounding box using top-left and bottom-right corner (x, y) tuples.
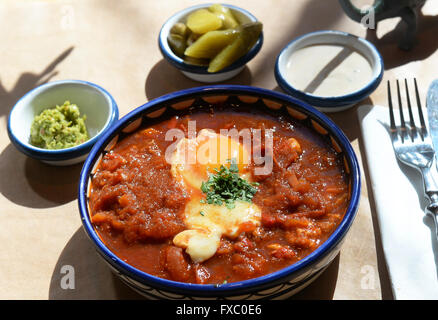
(30, 101), (89, 150)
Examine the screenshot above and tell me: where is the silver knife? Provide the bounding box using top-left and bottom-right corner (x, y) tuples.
(427, 80), (438, 161)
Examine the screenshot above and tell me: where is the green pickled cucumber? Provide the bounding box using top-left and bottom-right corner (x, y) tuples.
(168, 33), (187, 58)
(185, 29), (239, 59)
(208, 22), (262, 73)
(208, 4), (239, 29)
(186, 32), (201, 47)
(168, 22), (189, 57)
(183, 56), (210, 66)
(186, 9), (223, 34)
(170, 22), (189, 38)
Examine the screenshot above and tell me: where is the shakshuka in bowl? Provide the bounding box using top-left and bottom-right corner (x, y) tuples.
(78, 85), (360, 299)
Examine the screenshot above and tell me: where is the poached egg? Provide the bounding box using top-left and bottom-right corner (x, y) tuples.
(170, 129), (261, 263)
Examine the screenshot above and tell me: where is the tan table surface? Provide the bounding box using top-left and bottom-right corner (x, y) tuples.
(1, 0), (437, 300)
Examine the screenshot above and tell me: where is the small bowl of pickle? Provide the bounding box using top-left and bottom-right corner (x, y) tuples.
(158, 3), (263, 83)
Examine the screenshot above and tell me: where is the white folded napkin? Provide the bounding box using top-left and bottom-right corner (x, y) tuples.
(358, 104), (438, 300)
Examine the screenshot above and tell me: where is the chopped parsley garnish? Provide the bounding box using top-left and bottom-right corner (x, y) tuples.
(200, 159), (259, 209)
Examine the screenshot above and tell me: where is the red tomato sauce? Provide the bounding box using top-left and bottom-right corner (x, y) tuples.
(89, 105), (349, 284)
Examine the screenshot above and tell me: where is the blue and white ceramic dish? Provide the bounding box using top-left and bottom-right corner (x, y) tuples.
(7, 80), (119, 166)
(275, 30), (383, 112)
(78, 85), (360, 299)
(158, 4), (263, 83)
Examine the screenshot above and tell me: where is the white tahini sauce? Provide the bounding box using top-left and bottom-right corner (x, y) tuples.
(284, 44), (373, 97)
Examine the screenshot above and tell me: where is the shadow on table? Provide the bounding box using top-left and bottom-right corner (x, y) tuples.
(144, 59), (253, 101)
(365, 12), (438, 70)
(49, 226), (339, 300)
(0, 47), (78, 209)
(272, 85), (375, 142)
(0, 46), (74, 122)
(326, 97), (374, 141)
(0, 143), (81, 208)
(49, 227), (144, 300)
(289, 254), (339, 300)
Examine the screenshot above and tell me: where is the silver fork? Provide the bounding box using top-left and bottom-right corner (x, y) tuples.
(388, 78), (438, 238)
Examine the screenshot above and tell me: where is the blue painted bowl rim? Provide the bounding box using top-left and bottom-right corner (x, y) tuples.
(78, 85), (361, 295)
(274, 30), (384, 108)
(7, 79), (119, 161)
(158, 3), (263, 75)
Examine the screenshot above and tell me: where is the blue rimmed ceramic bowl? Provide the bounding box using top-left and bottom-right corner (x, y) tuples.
(7, 80), (119, 166)
(158, 3), (263, 83)
(275, 30), (383, 112)
(78, 85), (360, 299)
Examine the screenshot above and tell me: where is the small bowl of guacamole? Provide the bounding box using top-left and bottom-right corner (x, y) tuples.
(7, 80), (119, 166)
(30, 101), (89, 150)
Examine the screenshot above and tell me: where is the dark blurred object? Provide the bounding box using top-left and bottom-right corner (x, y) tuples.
(339, 0), (426, 50)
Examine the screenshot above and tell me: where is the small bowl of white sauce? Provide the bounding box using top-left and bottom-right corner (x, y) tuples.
(275, 30), (383, 112)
